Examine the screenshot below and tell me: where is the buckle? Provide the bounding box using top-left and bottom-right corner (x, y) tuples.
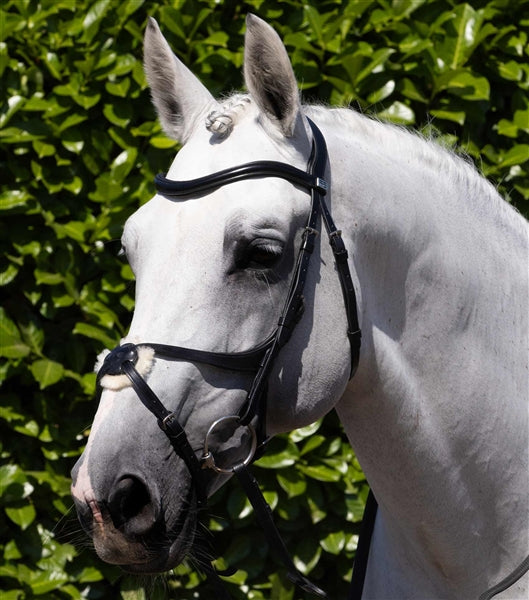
(302, 226), (319, 253)
(315, 177), (328, 194)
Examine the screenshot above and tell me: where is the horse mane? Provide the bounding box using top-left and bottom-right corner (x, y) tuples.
(304, 104), (528, 234)
(205, 94), (524, 233)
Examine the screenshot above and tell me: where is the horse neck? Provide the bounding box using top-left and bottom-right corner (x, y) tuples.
(317, 109), (529, 593)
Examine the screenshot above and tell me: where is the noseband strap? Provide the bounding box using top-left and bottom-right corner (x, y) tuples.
(97, 118), (361, 597)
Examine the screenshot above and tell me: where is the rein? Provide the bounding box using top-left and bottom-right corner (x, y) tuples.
(97, 119), (372, 597)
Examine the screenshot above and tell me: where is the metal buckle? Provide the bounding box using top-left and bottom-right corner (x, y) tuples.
(160, 412), (175, 431)
(304, 226), (319, 237)
(201, 415), (257, 474)
(315, 177), (328, 194)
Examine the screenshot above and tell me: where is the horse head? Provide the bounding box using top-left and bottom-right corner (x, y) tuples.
(71, 15), (351, 574)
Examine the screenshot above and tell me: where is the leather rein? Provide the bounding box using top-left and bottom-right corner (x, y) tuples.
(97, 119), (371, 598)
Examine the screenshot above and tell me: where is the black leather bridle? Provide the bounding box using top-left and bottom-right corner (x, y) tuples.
(97, 119), (368, 597)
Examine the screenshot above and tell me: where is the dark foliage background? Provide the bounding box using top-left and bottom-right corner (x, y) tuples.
(1, 1), (527, 598)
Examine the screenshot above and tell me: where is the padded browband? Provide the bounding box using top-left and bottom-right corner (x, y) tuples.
(154, 161), (328, 198)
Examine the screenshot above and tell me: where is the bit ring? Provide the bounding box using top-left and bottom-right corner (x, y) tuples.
(201, 415), (257, 474)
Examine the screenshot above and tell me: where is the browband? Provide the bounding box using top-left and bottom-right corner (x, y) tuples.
(154, 161), (328, 198)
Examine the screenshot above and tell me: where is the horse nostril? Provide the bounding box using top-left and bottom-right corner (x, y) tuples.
(107, 476), (157, 537)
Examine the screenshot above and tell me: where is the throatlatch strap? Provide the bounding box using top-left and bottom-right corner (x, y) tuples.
(309, 120), (361, 378)
(233, 464), (326, 597)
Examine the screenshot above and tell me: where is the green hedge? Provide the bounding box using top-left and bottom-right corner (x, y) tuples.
(1, 1), (527, 599)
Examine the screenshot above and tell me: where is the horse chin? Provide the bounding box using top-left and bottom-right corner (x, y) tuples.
(89, 486), (198, 575)
(120, 518), (196, 575)
(120, 506), (197, 574)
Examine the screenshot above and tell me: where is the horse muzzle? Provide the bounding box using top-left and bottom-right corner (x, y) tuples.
(72, 470), (197, 573)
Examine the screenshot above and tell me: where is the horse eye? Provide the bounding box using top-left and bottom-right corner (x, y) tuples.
(237, 240), (283, 271)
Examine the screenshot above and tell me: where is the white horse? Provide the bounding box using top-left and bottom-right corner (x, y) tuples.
(71, 15), (528, 599)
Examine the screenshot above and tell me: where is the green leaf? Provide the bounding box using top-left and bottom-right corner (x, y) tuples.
(345, 494), (367, 522)
(52, 220), (87, 242)
(80, 0), (112, 44)
(30, 359), (64, 389)
(106, 78), (131, 98)
(19, 320), (44, 355)
(14, 419), (40, 438)
(377, 101), (415, 125)
(0, 308), (30, 358)
(204, 31), (229, 47)
(300, 434), (326, 456)
(0, 94), (25, 128)
(78, 566), (104, 583)
(149, 136), (178, 149)
(445, 4), (484, 68)
(496, 118), (519, 138)
(294, 539), (321, 574)
(1, 262), (18, 285)
(290, 420), (322, 441)
(0, 189), (32, 211)
(436, 70), (490, 100)
(430, 107), (466, 125)
(498, 60), (524, 82)
(255, 439), (299, 469)
(513, 107), (529, 133)
(298, 463), (342, 482)
(34, 269), (64, 285)
(304, 5), (324, 47)
(276, 469), (306, 498)
(73, 322), (118, 347)
(29, 567), (69, 595)
(499, 145), (529, 168)
(4, 541), (22, 562)
(0, 590), (24, 600)
(367, 79), (395, 104)
(103, 103), (132, 127)
(0, 464), (34, 501)
(320, 531), (345, 555)
(5, 503), (37, 530)
(110, 148), (138, 183)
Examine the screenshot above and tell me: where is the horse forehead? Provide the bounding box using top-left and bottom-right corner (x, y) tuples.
(124, 185), (298, 264)
(125, 122), (310, 248)
(167, 117), (303, 179)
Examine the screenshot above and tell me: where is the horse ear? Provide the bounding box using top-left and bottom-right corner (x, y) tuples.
(244, 14), (301, 137)
(143, 18), (215, 142)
